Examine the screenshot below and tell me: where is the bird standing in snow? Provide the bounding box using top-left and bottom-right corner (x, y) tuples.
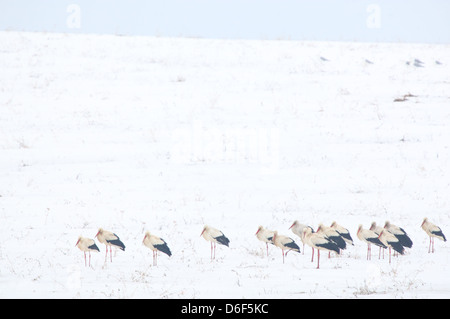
(272, 231), (300, 264)
(143, 231), (172, 266)
(356, 225), (387, 260)
(370, 221), (386, 259)
(95, 228), (126, 262)
(289, 220), (314, 254)
(75, 236), (100, 267)
(330, 221), (354, 246)
(303, 227), (340, 269)
(200, 225), (230, 261)
(316, 223), (347, 256)
(421, 218), (446, 253)
(255, 226), (275, 257)
(384, 221), (413, 249)
(378, 229), (405, 264)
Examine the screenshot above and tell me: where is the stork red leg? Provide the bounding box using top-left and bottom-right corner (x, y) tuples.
(317, 250), (320, 269)
(210, 242), (213, 260)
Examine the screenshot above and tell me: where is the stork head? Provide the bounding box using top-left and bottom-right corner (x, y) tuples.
(357, 225), (363, 235)
(143, 231), (150, 243)
(421, 218), (428, 227)
(95, 228), (103, 238)
(369, 222), (376, 230)
(255, 226), (263, 235)
(289, 221), (298, 230)
(200, 225), (208, 237)
(75, 236), (81, 247)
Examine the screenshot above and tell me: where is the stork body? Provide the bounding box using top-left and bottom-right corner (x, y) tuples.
(75, 236), (100, 267)
(255, 226), (275, 257)
(200, 225), (230, 260)
(95, 228), (125, 262)
(384, 221), (413, 249)
(378, 229), (405, 263)
(289, 220), (314, 254)
(330, 221), (354, 246)
(317, 223), (346, 255)
(303, 228), (340, 269)
(356, 225), (387, 260)
(370, 222), (385, 259)
(143, 231), (172, 266)
(421, 218), (446, 253)
(272, 231), (300, 263)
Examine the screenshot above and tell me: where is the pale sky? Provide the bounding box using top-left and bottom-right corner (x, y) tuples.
(1, 0), (449, 43)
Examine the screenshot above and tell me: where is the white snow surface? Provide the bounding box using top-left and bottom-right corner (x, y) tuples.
(0, 31), (449, 299)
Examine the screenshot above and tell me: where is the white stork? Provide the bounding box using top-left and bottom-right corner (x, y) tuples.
(272, 231), (300, 264)
(330, 221), (354, 246)
(289, 220), (314, 254)
(384, 221), (413, 249)
(95, 228), (125, 262)
(370, 221), (385, 259)
(75, 236), (100, 267)
(378, 229), (405, 264)
(143, 231), (172, 265)
(421, 218), (446, 253)
(200, 225), (230, 260)
(316, 223), (346, 256)
(356, 225), (387, 260)
(303, 227), (340, 269)
(255, 226), (275, 257)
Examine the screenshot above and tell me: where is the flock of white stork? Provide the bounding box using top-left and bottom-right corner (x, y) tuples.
(75, 217), (446, 269)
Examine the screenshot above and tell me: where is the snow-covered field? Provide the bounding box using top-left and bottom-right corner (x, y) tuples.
(0, 31), (449, 299)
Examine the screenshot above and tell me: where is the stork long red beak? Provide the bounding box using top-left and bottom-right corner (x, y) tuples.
(75, 239), (80, 246)
(289, 223), (294, 230)
(255, 228), (260, 235)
